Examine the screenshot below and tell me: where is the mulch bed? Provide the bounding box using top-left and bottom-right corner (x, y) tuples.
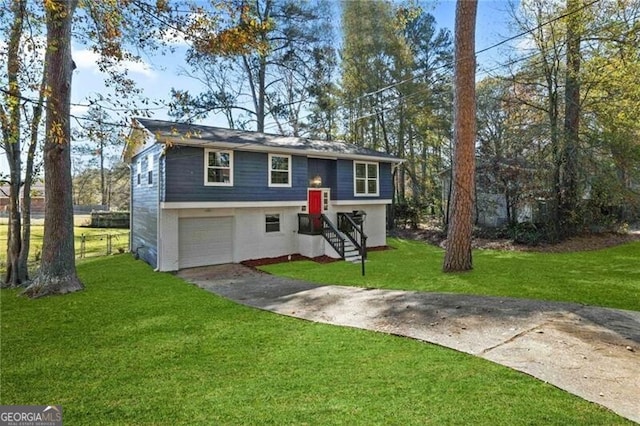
(391, 227), (640, 253)
(240, 246), (392, 267)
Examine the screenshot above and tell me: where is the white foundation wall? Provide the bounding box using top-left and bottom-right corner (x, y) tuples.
(298, 234), (325, 258)
(157, 206), (301, 271)
(157, 203), (388, 271)
(329, 203), (388, 247)
(233, 206), (299, 262)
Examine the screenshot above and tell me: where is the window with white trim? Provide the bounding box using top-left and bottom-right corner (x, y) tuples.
(136, 161), (142, 186)
(265, 214), (281, 233)
(147, 154), (153, 185)
(354, 161), (379, 196)
(205, 149), (233, 186)
(269, 154), (291, 187)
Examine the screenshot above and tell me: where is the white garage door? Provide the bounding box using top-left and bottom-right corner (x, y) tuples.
(178, 217), (233, 269)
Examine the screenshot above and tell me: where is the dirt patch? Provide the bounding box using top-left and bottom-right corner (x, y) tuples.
(392, 227), (640, 253)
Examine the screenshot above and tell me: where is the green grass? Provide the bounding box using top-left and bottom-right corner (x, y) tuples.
(0, 218), (129, 269)
(1, 255), (630, 424)
(261, 238), (640, 311)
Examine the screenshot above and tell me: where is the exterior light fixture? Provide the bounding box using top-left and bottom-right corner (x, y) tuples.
(310, 175), (322, 188)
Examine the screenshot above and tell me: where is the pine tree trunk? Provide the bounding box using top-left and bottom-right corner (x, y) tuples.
(443, 0), (477, 273)
(23, 0), (83, 298)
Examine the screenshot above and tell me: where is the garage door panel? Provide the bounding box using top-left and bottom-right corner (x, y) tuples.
(179, 217), (233, 268)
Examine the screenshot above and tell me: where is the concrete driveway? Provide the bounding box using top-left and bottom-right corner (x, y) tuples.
(178, 264), (640, 423)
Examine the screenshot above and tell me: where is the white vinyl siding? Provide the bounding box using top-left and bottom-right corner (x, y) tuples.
(205, 149), (233, 186)
(268, 154), (291, 187)
(354, 161), (379, 196)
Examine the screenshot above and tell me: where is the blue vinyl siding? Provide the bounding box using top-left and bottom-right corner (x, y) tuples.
(336, 159), (352, 200)
(336, 159), (393, 200)
(164, 146), (308, 202)
(307, 158), (337, 197)
(379, 162), (393, 199)
(130, 145), (159, 268)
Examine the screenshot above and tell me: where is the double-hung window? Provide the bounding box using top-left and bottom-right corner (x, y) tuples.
(147, 154), (153, 185)
(136, 161), (142, 186)
(205, 149), (233, 186)
(265, 214), (281, 233)
(354, 161), (379, 196)
(269, 154), (291, 187)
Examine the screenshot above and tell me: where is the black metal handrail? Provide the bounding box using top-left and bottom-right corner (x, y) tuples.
(321, 214), (344, 258)
(337, 212), (368, 260)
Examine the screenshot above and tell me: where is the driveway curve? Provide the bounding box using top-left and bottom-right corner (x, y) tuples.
(178, 264), (640, 423)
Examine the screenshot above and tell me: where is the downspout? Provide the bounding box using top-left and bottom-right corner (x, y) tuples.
(154, 146), (165, 272)
(128, 163), (133, 254)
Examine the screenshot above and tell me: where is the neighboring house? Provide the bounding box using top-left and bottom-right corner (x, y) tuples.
(0, 183), (46, 218)
(440, 160), (540, 228)
(125, 118), (403, 271)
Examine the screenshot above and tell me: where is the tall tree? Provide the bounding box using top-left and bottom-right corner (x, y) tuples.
(341, 0), (412, 149)
(580, 0), (640, 223)
(24, 0), (83, 297)
(507, 0), (569, 239)
(443, 0), (477, 272)
(1, 0), (47, 287)
(169, 0), (334, 135)
(1, 0), (26, 287)
(5, 0), (264, 296)
(73, 107), (122, 207)
(401, 8), (453, 211)
(559, 0), (584, 235)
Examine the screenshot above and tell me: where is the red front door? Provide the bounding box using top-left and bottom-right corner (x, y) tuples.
(308, 190), (322, 231)
(308, 190), (322, 215)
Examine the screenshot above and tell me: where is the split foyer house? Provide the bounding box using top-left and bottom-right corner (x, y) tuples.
(126, 118), (403, 271)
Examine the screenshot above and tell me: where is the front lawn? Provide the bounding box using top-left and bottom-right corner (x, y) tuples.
(261, 238), (640, 311)
(0, 256), (630, 424)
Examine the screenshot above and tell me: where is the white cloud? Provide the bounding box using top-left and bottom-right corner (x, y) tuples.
(70, 104), (90, 117)
(515, 34), (536, 52)
(159, 28), (190, 47)
(73, 49), (101, 71)
(72, 48), (156, 78)
(0, 35), (47, 69)
(158, 11), (210, 47)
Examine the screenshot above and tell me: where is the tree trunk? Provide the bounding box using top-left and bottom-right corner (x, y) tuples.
(2, 0), (25, 288)
(100, 140), (106, 206)
(443, 0), (477, 273)
(24, 0), (83, 298)
(560, 0), (582, 236)
(397, 102), (406, 204)
(18, 64), (48, 283)
(257, 55), (266, 132)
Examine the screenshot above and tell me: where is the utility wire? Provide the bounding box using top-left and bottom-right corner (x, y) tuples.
(349, 0), (602, 104)
(2, 0), (603, 134)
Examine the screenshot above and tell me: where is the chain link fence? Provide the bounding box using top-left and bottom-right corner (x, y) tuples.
(76, 232), (130, 258)
(0, 231), (130, 265)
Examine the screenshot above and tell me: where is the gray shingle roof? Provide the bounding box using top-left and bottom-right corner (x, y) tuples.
(134, 118), (402, 162)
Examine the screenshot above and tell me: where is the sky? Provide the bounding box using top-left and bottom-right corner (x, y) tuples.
(67, 0), (519, 123)
(1, 0), (520, 176)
